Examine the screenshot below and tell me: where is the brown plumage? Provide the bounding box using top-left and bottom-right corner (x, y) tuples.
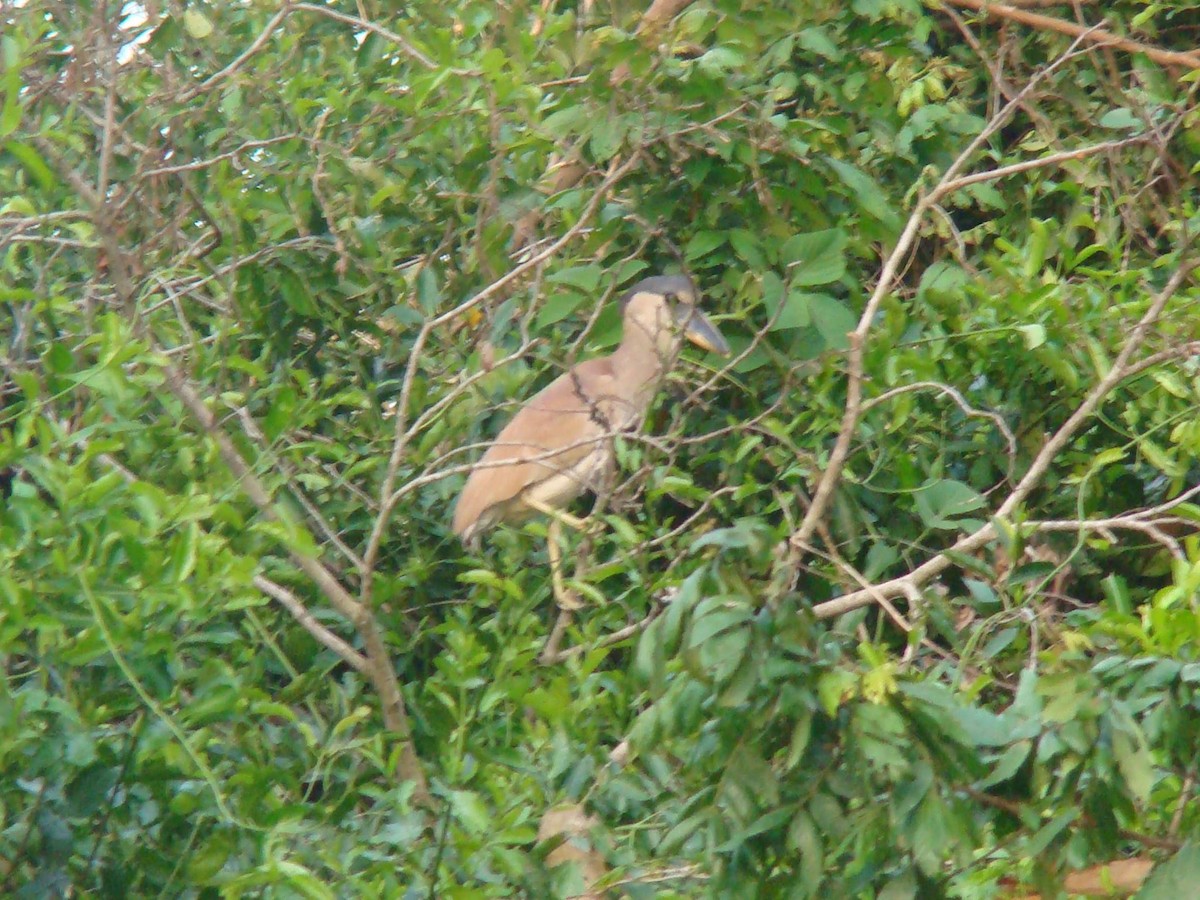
(453, 274), (728, 547)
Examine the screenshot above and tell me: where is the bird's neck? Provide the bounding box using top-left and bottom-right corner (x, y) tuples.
(611, 321), (677, 403)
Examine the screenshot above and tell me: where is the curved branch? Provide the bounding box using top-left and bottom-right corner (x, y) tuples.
(790, 32), (1102, 556)
(811, 258), (1197, 620)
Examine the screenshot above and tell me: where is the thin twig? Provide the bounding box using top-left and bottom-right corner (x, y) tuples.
(253, 576), (369, 672)
(861, 380), (1018, 475)
(540, 607), (665, 664)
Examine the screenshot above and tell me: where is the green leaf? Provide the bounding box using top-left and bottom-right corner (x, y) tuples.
(5, 141), (56, 190)
(1136, 846), (1200, 899)
(183, 9), (215, 39)
(685, 231), (725, 262)
(787, 810), (823, 892)
(686, 605), (752, 648)
(1025, 809), (1078, 856)
(715, 805), (795, 851)
(817, 670), (856, 716)
(978, 741), (1031, 788)
(0, 65), (20, 138)
(450, 790), (491, 834)
(1099, 107), (1141, 130)
(1018, 323), (1046, 349)
(547, 264), (602, 293)
(762, 275), (813, 331)
(796, 26), (841, 60)
(825, 157), (900, 229)
(1113, 729), (1154, 803)
(809, 295), (856, 349)
(908, 793), (951, 875)
(781, 228), (848, 286)
(878, 868), (918, 900)
(535, 288), (589, 328)
(729, 229), (767, 269)
(917, 260), (970, 300)
(540, 104), (589, 137)
(914, 479), (986, 530)
(589, 116), (623, 162)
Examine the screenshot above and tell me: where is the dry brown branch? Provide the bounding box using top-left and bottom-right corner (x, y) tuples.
(138, 136), (297, 178)
(861, 380), (1018, 474)
(1028, 516), (1190, 561)
(945, 135), (1151, 191)
(185, 2), (295, 99)
(184, 2), (439, 102)
(943, 0), (1200, 69)
(292, 3), (439, 70)
(540, 607), (576, 665)
(154, 365), (428, 800)
(1168, 771), (1194, 837)
(231, 406), (366, 571)
(540, 606), (665, 665)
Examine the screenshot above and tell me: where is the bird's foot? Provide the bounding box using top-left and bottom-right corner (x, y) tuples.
(553, 585), (585, 612)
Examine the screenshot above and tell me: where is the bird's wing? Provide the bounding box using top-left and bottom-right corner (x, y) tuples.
(452, 358), (631, 537)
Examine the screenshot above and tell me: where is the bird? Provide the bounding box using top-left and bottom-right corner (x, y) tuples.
(451, 273), (730, 610)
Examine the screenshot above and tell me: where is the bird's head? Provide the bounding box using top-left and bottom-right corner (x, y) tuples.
(618, 274), (730, 358)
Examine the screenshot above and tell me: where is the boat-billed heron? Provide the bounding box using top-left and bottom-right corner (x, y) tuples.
(452, 273), (729, 610)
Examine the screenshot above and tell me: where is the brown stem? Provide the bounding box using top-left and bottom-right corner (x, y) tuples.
(943, 0), (1200, 69)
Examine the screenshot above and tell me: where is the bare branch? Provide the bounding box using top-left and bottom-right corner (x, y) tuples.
(291, 3), (439, 70)
(944, 0), (1200, 70)
(540, 607), (665, 665)
(861, 380), (1018, 475)
(940, 136), (1151, 192)
(185, 2), (295, 99)
(253, 575), (369, 672)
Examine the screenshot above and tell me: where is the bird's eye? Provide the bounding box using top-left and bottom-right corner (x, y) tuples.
(664, 291), (677, 303)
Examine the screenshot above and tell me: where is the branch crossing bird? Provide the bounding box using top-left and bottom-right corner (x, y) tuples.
(452, 274), (729, 610)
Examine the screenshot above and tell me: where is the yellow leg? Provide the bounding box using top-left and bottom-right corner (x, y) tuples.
(524, 497), (600, 535)
(547, 519), (584, 611)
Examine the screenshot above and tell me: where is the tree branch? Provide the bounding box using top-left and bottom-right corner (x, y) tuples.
(942, 0), (1200, 69)
(253, 575), (370, 672)
(39, 98), (432, 801)
(790, 32), (1104, 556)
(811, 257), (1197, 620)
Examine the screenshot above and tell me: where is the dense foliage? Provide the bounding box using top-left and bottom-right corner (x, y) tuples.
(2, 0), (1200, 896)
